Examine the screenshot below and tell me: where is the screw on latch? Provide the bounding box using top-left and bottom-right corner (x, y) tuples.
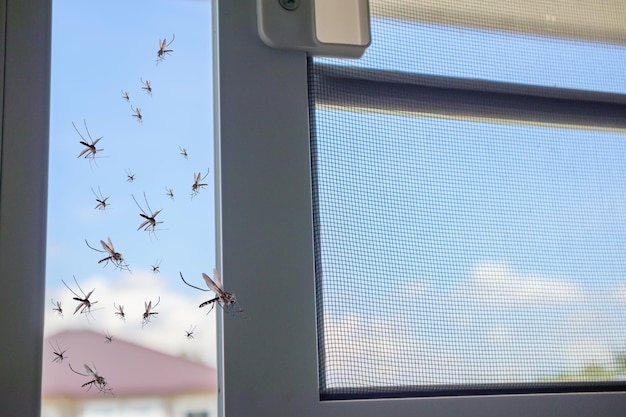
(278, 0), (300, 11)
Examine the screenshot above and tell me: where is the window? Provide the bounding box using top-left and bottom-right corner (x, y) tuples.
(0, 0), (216, 415)
(3, 0), (626, 416)
(310, 2), (626, 398)
(215, 0), (626, 416)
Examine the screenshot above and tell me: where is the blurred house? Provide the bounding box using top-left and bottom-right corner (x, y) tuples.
(42, 329), (217, 417)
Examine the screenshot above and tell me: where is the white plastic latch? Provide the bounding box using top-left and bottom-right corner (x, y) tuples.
(257, 0), (371, 58)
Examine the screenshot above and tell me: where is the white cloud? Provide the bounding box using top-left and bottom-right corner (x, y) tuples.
(457, 262), (584, 307)
(320, 311), (621, 388)
(45, 270), (217, 366)
(321, 314), (461, 387)
(564, 339), (614, 368)
(399, 280), (429, 298)
(318, 263), (622, 388)
(611, 282), (626, 304)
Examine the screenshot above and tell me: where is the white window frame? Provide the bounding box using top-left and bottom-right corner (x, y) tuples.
(0, 0), (51, 415)
(2, 0), (626, 415)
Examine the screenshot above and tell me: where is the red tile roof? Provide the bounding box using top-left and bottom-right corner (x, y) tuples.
(42, 329), (217, 399)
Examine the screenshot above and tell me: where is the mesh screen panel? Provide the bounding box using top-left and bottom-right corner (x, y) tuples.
(310, 0), (626, 399)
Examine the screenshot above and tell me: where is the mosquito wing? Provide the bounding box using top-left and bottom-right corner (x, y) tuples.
(202, 271), (224, 295)
(137, 219), (151, 231)
(100, 238), (114, 255)
(73, 302), (86, 315)
(212, 268), (223, 287)
(77, 147), (91, 158)
(83, 364), (97, 377)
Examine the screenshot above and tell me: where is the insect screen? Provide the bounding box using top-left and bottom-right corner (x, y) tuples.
(310, 0), (626, 400)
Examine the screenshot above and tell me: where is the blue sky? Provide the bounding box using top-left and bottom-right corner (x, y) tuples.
(48, 0), (214, 285)
(45, 0), (217, 371)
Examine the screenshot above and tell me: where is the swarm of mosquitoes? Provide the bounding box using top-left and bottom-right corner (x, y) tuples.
(50, 34), (243, 396)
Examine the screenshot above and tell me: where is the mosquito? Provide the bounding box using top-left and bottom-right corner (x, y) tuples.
(191, 169), (209, 198)
(74, 120), (103, 160)
(91, 187), (110, 211)
(179, 146), (188, 159)
(180, 269), (242, 314)
(132, 193), (164, 235)
(113, 302), (126, 322)
(62, 276), (98, 316)
(104, 330), (113, 343)
(125, 169), (135, 182)
(142, 296), (160, 327)
(165, 187), (174, 200)
(185, 325), (196, 339)
(121, 90), (130, 102)
(151, 259), (162, 274)
(156, 34), (175, 64)
(85, 237), (130, 272)
(51, 298), (63, 318)
(49, 340), (67, 364)
(69, 363), (113, 395)
(141, 78), (152, 96)
(130, 105), (143, 123)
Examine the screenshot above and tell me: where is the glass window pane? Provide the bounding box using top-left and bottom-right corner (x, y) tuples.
(43, 1), (216, 415)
